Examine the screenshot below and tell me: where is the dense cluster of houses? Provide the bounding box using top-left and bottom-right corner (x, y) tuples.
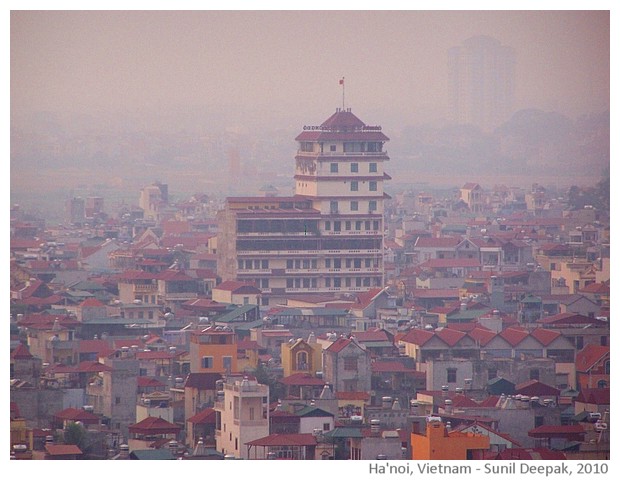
(10, 178), (609, 460)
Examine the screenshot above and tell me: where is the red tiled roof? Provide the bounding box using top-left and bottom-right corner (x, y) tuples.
(400, 329), (434, 346)
(435, 328), (466, 347)
(54, 407), (100, 423)
(514, 380), (560, 396)
(414, 237), (461, 248)
(576, 388), (610, 405)
(246, 433), (317, 447)
(538, 312), (606, 326)
(11, 343), (33, 360)
(213, 280), (260, 293)
(350, 329), (391, 343)
(371, 361), (417, 373)
(186, 407), (217, 425)
(279, 373), (325, 386)
(45, 444), (82, 456)
(335, 391), (370, 401)
(467, 327), (497, 347)
(576, 344), (609, 372)
(353, 288), (384, 309)
(74, 361), (113, 373)
(80, 297), (105, 307)
(137, 377), (166, 388)
(528, 424), (585, 438)
(579, 282), (610, 294)
(451, 394), (480, 408)
(156, 270), (195, 281)
(499, 327), (530, 346)
(135, 351), (176, 360)
(478, 396), (501, 407)
(325, 337), (352, 353)
(129, 416), (181, 434)
(529, 328), (561, 346)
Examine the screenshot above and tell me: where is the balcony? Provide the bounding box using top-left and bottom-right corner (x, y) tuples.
(296, 150), (388, 157)
(134, 284), (158, 293)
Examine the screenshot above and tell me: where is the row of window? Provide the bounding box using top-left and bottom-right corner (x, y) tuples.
(201, 356), (233, 371)
(330, 200), (377, 213)
(325, 219), (380, 231)
(349, 180), (378, 192)
(330, 162), (378, 173)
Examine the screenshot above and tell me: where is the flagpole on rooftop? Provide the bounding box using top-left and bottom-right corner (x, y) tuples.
(340, 77), (345, 110)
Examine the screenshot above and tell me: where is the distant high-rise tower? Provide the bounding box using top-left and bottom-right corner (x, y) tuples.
(448, 35), (516, 132)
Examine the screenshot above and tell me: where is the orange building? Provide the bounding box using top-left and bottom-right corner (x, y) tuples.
(410, 417), (489, 460)
(189, 326), (238, 374)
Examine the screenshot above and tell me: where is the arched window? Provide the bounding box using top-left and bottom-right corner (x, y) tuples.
(296, 351), (308, 370)
(598, 380), (608, 389)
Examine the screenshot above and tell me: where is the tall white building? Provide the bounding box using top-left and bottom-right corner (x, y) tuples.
(448, 35), (516, 132)
(217, 108), (391, 306)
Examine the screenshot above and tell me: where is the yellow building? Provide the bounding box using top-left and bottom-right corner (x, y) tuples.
(410, 418), (489, 460)
(281, 336), (322, 378)
(189, 327), (238, 374)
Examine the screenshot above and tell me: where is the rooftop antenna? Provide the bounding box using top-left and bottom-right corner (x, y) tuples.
(339, 77), (345, 110)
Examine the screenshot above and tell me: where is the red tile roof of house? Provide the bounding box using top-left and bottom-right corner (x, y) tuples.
(11, 343), (34, 360)
(414, 237), (461, 248)
(467, 327), (497, 346)
(371, 361), (419, 374)
(514, 380), (560, 396)
(186, 407), (217, 425)
(335, 391), (370, 401)
(576, 344), (610, 372)
(478, 396), (501, 407)
(156, 270), (196, 281)
(498, 327), (530, 346)
(435, 328), (466, 347)
(325, 337), (353, 353)
(352, 288), (384, 309)
(135, 351), (176, 361)
(213, 280), (260, 293)
(527, 424), (586, 438)
(80, 297), (105, 307)
(450, 394), (481, 408)
(53, 407), (100, 423)
(529, 328), (561, 346)
(350, 329), (391, 343)
(538, 312), (606, 327)
(579, 282), (610, 294)
(45, 444), (82, 456)
(576, 388), (610, 405)
(246, 433), (317, 447)
(399, 329), (435, 346)
(279, 373), (325, 386)
(137, 377), (166, 388)
(129, 416), (181, 434)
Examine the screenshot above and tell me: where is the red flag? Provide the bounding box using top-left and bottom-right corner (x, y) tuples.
(339, 77), (344, 85)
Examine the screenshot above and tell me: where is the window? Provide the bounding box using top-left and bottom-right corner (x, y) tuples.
(344, 357), (357, 371)
(355, 220), (362, 230)
(330, 201), (338, 214)
(351, 163), (359, 173)
(334, 221), (341, 232)
(287, 278), (293, 288)
(575, 336), (584, 350)
(488, 369), (497, 381)
(287, 259), (293, 269)
(334, 259), (341, 268)
(202, 356), (214, 369)
(243, 296), (249, 305)
(296, 351), (309, 370)
(447, 368), (457, 383)
(261, 259), (268, 269)
(223, 356), (232, 373)
(115, 396), (121, 405)
(354, 259), (361, 268)
(325, 221), (331, 231)
(323, 423), (330, 431)
(350, 201), (358, 211)
(369, 200), (377, 211)
(369, 181), (377, 191)
(535, 416), (544, 428)
(330, 163), (338, 173)
(325, 258), (331, 268)
(345, 221), (351, 231)
(325, 278), (331, 287)
(350, 181), (359, 192)
(334, 278), (341, 287)
(373, 220), (380, 230)
(529, 368), (540, 381)
(369, 162), (377, 173)
(330, 145), (336, 152)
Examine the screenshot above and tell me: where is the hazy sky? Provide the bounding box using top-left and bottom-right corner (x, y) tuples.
(11, 9), (610, 125)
